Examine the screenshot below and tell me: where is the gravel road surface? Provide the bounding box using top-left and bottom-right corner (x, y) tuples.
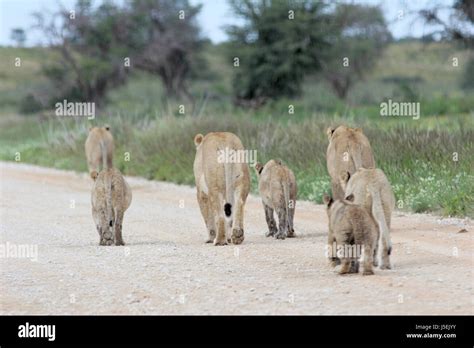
(1, 162), (472, 314)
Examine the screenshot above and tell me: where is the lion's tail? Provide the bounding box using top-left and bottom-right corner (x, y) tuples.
(370, 185), (392, 263)
(224, 161), (233, 219)
(103, 172), (115, 243)
(282, 178), (290, 231)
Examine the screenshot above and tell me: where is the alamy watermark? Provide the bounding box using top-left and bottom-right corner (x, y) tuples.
(325, 242), (363, 259)
(217, 147), (257, 166)
(18, 322), (55, 341)
(55, 99), (95, 120)
(380, 99), (420, 120)
(0, 242), (38, 262)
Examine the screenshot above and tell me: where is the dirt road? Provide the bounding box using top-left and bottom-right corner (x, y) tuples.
(0, 162), (472, 315)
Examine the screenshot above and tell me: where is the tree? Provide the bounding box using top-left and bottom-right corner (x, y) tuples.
(225, 0), (329, 106)
(419, 0), (474, 90)
(127, 0), (205, 100)
(419, 0), (474, 48)
(33, 0), (205, 106)
(10, 28), (26, 47)
(321, 4), (391, 99)
(33, 0), (132, 106)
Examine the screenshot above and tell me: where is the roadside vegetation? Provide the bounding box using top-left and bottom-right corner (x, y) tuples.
(0, 0), (472, 218)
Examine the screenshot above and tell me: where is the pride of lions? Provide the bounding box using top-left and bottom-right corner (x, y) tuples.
(85, 124), (395, 275)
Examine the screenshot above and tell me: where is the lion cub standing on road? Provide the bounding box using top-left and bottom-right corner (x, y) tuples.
(340, 168), (395, 269)
(193, 132), (250, 246)
(254, 160), (297, 239)
(323, 194), (377, 275)
(91, 168), (132, 246)
(85, 126), (114, 177)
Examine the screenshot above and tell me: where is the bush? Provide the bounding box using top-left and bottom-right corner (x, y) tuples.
(19, 94), (43, 114)
(461, 57), (474, 90)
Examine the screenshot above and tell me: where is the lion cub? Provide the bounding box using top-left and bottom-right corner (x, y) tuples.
(85, 126), (114, 178)
(254, 160), (297, 239)
(323, 194), (377, 275)
(339, 167), (394, 269)
(91, 168), (132, 246)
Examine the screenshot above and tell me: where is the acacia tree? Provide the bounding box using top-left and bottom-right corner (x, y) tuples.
(33, 0), (204, 106)
(419, 0), (474, 48)
(419, 0), (474, 90)
(225, 0), (330, 106)
(33, 0), (133, 105)
(128, 0), (205, 101)
(321, 4), (391, 99)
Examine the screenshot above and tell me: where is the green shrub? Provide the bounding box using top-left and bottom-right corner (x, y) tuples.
(19, 94), (43, 114)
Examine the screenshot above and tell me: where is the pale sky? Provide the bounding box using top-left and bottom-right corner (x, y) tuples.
(0, 0), (458, 46)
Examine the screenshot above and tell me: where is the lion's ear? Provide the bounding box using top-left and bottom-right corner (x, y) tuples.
(345, 193), (354, 202)
(322, 193), (333, 207)
(194, 134), (204, 147)
(104, 125), (110, 131)
(326, 127), (335, 140)
(90, 171), (99, 181)
(354, 127), (362, 133)
(254, 162), (264, 175)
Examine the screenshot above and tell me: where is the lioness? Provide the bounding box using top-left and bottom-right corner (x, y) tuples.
(326, 125), (375, 201)
(340, 168), (395, 269)
(85, 126), (114, 178)
(323, 194), (377, 275)
(254, 160), (297, 239)
(91, 168), (132, 246)
(193, 132), (250, 245)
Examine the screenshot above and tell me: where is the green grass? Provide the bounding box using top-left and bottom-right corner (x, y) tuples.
(369, 41), (472, 97)
(1, 111), (472, 217)
(0, 47), (58, 113)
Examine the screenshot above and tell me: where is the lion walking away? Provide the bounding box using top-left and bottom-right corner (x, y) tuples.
(193, 132), (250, 246)
(326, 125), (375, 200)
(91, 168), (132, 246)
(254, 159), (297, 240)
